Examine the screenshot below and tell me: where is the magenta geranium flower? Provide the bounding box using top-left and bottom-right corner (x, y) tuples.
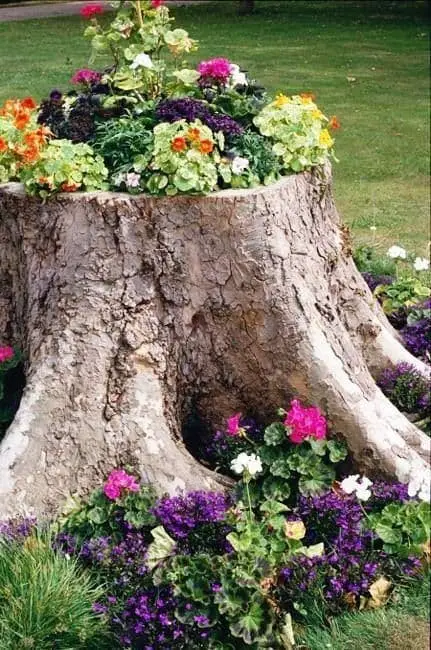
(284, 399), (327, 444)
(71, 69), (102, 86)
(103, 469), (140, 501)
(226, 413), (242, 436)
(197, 58), (232, 85)
(0, 345), (14, 364)
(80, 3), (104, 19)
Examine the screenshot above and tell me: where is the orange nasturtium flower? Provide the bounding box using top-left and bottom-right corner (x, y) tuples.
(61, 182), (80, 193)
(21, 145), (39, 163)
(300, 92), (316, 101)
(187, 127), (201, 142)
(171, 136), (187, 153)
(329, 115), (341, 130)
(199, 139), (214, 154)
(14, 111), (31, 130)
(20, 97), (37, 110)
(0, 137), (8, 153)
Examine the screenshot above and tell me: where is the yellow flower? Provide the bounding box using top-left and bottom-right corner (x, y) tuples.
(274, 93), (290, 108)
(319, 129), (334, 148)
(312, 109), (323, 119)
(300, 96), (313, 104)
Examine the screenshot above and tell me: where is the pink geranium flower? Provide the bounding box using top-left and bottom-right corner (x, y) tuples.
(103, 469), (140, 501)
(226, 413), (242, 437)
(80, 3), (104, 19)
(0, 346), (14, 364)
(71, 69), (102, 86)
(151, 0), (164, 7)
(197, 58), (232, 85)
(284, 399), (327, 444)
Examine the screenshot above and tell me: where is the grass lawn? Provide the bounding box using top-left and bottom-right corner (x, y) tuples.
(0, 0), (429, 252)
(299, 577), (430, 650)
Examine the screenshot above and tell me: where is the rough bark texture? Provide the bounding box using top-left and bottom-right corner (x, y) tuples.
(0, 166), (429, 517)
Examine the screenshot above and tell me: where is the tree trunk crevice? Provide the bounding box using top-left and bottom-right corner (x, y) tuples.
(0, 167), (429, 517)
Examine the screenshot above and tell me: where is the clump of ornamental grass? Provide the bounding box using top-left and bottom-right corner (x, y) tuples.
(0, 532), (114, 649)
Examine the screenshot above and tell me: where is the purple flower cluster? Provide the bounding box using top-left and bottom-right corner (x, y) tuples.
(378, 362), (430, 423)
(362, 271), (394, 293)
(153, 491), (231, 554)
(155, 97), (244, 138)
(104, 585), (212, 648)
(402, 318), (430, 359)
(275, 490), (421, 613)
(0, 516), (37, 542)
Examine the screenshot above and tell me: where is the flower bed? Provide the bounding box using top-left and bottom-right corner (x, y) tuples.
(1, 398), (429, 648)
(0, 0), (340, 199)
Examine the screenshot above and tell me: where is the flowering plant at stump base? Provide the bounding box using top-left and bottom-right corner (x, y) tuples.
(378, 363), (430, 435)
(20, 139), (108, 198)
(59, 471), (157, 543)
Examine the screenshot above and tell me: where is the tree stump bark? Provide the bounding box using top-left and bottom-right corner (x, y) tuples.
(0, 166), (429, 517)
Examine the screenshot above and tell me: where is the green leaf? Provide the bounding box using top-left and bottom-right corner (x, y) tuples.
(86, 507), (109, 525)
(229, 602), (265, 644)
(374, 523), (403, 545)
(263, 476), (290, 501)
(270, 458), (291, 479)
(264, 422), (286, 446)
(260, 500), (289, 516)
(327, 439), (348, 463)
(298, 465), (335, 495)
(146, 526), (176, 570)
(309, 439), (327, 456)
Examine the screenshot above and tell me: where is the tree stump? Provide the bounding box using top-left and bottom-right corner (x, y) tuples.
(0, 165), (429, 516)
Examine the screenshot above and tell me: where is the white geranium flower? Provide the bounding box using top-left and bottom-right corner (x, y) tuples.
(356, 477), (373, 502)
(229, 64), (248, 87)
(408, 470), (430, 502)
(413, 256), (429, 272)
(340, 474), (360, 494)
(232, 156), (250, 175)
(125, 172), (141, 188)
(130, 53), (154, 70)
(387, 245), (407, 260)
(418, 480), (430, 503)
(341, 474), (373, 501)
(230, 452), (262, 477)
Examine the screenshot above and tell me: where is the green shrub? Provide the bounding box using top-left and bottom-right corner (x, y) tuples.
(0, 533), (115, 649)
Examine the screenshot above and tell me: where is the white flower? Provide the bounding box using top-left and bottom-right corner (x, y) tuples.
(130, 53), (154, 70)
(229, 64), (248, 87)
(125, 172), (141, 188)
(230, 452), (262, 477)
(356, 477), (373, 502)
(408, 471), (430, 502)
(340, 474), (360, 494)
(387, 245), (407, 260)
(341, 474), (373, 501)
(413, 256), (429, 272)
(231, 156), (250, 175)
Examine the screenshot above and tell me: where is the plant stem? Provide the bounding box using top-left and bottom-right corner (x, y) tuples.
(245, 478), (253, 523)
(135, 1), (144, 29)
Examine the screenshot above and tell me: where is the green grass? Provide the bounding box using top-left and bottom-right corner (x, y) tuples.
(299, 577), (430, 650)
(0, 0), (429, 250)
(0, 533), (114, 649)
